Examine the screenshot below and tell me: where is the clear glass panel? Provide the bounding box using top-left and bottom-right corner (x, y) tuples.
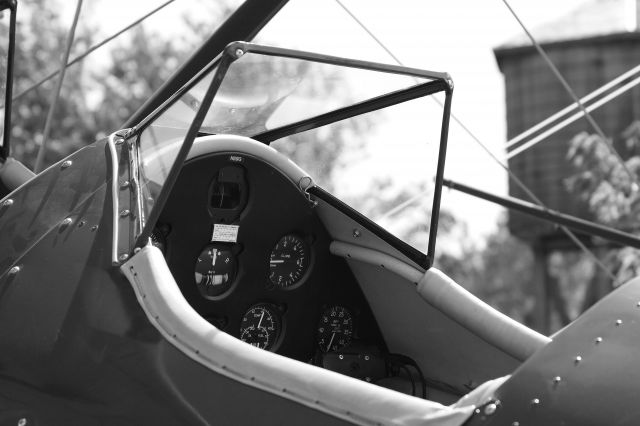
(136, 50), (428, 232)
(271, 95), (444, 254)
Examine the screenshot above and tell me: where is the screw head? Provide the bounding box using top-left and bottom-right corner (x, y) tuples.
(553, 376), (562, 385)
(235, 48), (244, 57)
(531, 398), (540, 406)
(8, 266), (20, 275)
(17, 418), (27, 426)
(338, 354), (344, 360)
(120, 209), (131, 218)
(595, 337), (603, 344)
(574, 355), (582, 364)
(484, 403), (497, 416)
(616, 319), (623, 326)
(1, 198), (13, 207)
(115, 138), (125, 145)
(60, 218), (73, 229)
(120, 180), (130, 189)
(61, 160), (72, 169)
(118, 253), (129, 262)
(352, 229), (361, 238)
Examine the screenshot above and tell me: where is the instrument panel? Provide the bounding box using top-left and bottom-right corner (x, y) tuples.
(156, 152), (386, 363)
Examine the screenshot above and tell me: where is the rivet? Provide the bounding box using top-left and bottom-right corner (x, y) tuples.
(553, 376), (562, 385)
(364, 377), (371, 382)
(17, 418), (27, 426)
(338, 354), (344, 360)
(118, 254), (129, 262)
(595, 337), (603, 344)
(364, 355), (370, 361)
(352, 229), (361, 238)
(78, 220), (86, 228)
(616, 319), (623, 326)
(134, 247), (141, 253)
(1, 198), (13, 207)
(115, 138), (125, 145)
(512, 422), (520, 426)
(61, 160), (72, 169)
(235, 48), (244, 57)
(60, 217), (73, 229)
(484, 403), (498, 415)
(90, 225), (98, 232)
(637, 301), (640, 307)
(531, 398), (540, 406)
(474, 409), (481, 414)
(574, 355), (582, 364)
(120, 180), (130, 189)
(120, 209), (130, 218)
(8, 266), (20, 275)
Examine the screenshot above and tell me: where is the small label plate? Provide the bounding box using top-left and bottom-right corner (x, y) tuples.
(211, 224), (239, 243)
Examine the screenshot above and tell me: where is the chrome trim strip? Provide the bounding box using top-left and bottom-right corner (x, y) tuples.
(107, 132), (120, 265)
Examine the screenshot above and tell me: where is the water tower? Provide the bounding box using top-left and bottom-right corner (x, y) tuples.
(494, 0), (640, 332)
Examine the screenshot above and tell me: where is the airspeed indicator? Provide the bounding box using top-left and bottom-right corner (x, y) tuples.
(269, 234), (310, 288)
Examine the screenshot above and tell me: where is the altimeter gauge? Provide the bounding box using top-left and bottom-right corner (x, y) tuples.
(240, 303), (281, 350)
(317, 306), (354, 352)
(195, 244), (237, 298)
(269, 234), (310, 288)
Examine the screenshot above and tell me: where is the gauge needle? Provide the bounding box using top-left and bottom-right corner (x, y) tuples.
(212, 250), (217, 269)
(327, 332), (336, 352)
(270, 259), (285, 264)
(258, 311), (265, 328)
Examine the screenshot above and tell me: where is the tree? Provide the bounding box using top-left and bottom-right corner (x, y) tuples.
(566, 121), (640, 284)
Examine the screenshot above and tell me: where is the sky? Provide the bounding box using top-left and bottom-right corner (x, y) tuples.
(54, 0), (590, 245)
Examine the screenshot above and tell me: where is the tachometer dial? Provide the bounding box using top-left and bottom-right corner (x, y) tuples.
(195, 245), (236, 298)
(240, 303), (281, 350)
(269, 234), (310, 288)
(317, 306), (354, 352)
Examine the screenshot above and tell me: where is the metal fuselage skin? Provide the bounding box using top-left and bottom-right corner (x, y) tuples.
(0, 139), (353, 425)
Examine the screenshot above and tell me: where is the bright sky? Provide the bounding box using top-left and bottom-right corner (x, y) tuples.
(55, 0), (589, 245)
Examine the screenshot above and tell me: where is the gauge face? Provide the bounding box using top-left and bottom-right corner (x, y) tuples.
(240, 303), (281, 350)
(317, 306), (354, 352)
(269, 234), (310, 288)
(194, 245), (236, 297)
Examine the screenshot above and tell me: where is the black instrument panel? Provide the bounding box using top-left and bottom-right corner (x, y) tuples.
(157, 152), (386, 362)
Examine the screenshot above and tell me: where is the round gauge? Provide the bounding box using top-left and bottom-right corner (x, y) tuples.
(317, 306), (354, 352)
(194, 245), (236, 298)
(269, 234), (310, 288)
(240, 303), (281, 350)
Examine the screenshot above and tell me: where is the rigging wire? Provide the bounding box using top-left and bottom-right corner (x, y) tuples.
(12, 0), (176, 103)
(333, 0), (620, 285)
(507, 73), (640, 159)
(505, 64), (640, 150)
(34, 0), (83, 173)
(501, 0), (639, 192)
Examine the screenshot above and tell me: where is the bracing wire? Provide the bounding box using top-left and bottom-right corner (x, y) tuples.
(12, 0), (176, 103)
(501, 0), (639, 192)
(506, 73), (640, 159)
(333, 0), (621, 285)
(34, 0), (83, 173)
(505, 64), (640, 150)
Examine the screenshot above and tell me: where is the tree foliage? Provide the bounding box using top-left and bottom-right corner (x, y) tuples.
(566, 121), (640, 284)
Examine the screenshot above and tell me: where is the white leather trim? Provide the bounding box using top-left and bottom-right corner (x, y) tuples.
(121, 245), (479, 426)
(330, 241), (550, 361)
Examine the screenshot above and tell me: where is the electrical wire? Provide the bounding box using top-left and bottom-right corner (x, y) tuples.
(333, 0), (621, 285)
(501, 0), (639, 191)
